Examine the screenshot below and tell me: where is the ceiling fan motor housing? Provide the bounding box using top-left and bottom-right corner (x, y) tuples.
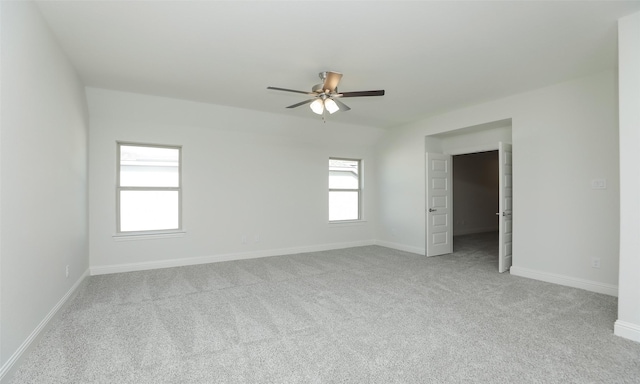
(312, 83), (335, 94)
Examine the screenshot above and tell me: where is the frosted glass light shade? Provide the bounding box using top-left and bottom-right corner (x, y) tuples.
(324, 98), (339, 114)
(310, 99), (324, 114)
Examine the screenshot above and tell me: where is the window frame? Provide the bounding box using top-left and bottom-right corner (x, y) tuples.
(116, 141), (183, 235)
(328, 157), (362, 222)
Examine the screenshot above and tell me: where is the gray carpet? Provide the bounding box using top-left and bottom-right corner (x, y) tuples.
(11, 233), (640, 383)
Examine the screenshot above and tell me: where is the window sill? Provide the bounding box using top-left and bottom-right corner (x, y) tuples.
(113, 231), (186, 241)
(328, 220), (368, 227)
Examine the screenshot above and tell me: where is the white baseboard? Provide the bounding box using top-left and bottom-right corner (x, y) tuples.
(510, 266), (618, 297)
(0, 269), (89, 384)
(90, 240), (377, 275)
(614, 320), (640, 342)
(375, 240), (425, 255)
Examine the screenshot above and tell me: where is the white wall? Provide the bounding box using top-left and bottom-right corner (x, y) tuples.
(452, 151), (499, 236)
(87, 88), (384, 273)
(377, 70), (620, 295)
(0, 1), (89, 379)
(437, 123), (512, 156)
(615, 11), (640, 342)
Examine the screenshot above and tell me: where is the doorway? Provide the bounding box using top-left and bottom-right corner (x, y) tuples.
(424, 119), (513, 272)
(452, 151), (499, 237)
(452, 151), (500, 270)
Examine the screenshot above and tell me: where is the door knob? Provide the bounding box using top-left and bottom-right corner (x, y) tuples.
(429, 208), (437, 212)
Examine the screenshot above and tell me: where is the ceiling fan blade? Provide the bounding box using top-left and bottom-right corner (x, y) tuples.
(338, 90), (385, 98)
(331, 97), (351, 112)
(286, 98), (316, 109)
(268, 86), (314, 95)
(323, 72), (343, 92)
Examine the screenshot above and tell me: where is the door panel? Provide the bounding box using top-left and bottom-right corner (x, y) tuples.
(499, 142), (513, 273)
(426, 153), (453, 256)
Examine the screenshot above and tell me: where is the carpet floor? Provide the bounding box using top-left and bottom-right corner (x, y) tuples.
(11, 232), (640, 383)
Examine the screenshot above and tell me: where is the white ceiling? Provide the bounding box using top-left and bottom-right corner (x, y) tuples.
(35, 1), (640, 129)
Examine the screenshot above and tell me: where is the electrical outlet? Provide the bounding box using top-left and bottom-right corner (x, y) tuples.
(65, 265), (69, 278)
(241, 235), (247, 244)
(254, 235), (260, 243)
(591, 257), (601, 269)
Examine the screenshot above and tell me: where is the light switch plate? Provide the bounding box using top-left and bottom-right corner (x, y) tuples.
(591, 179), (607, 189)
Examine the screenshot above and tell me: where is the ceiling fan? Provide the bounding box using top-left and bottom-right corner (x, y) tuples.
(267, 71), (384, 116)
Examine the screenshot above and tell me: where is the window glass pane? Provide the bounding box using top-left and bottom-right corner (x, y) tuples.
(120, 145), (179, 187)
(329, 191), (359, 221)
(329, 159), (359, 189)
(120, 190), (179, 232)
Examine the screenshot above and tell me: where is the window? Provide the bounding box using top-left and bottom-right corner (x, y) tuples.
(117, 142), (182, 234)
(329, 158), (361, 222)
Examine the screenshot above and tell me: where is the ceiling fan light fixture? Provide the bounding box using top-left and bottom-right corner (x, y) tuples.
(310, 99), (324, 114)
(324, 98), (339, 114)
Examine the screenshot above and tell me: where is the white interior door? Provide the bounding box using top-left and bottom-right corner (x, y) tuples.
(498, 142), (513, 273)
(426, 153), (453, 257)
